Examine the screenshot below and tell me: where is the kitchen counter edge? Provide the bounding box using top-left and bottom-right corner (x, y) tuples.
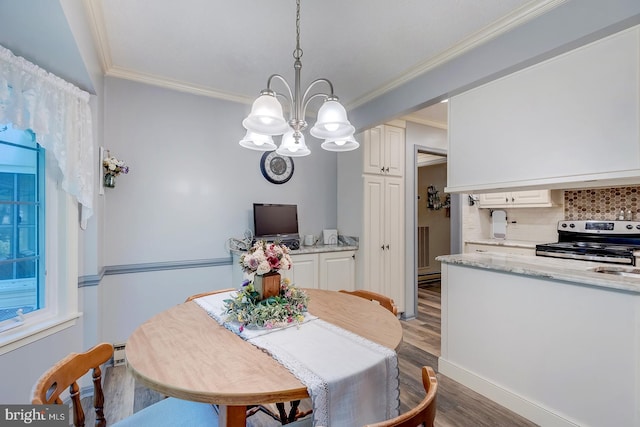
(436, 252), (640, 294)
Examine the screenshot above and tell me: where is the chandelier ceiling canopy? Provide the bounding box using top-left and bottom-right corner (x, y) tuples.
(240, 0), (359, 157)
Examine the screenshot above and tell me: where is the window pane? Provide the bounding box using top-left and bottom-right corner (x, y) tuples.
(0, 174), (11, 202)
(17, 174), (35, 202)
(0, 132), (43, 322)
(0, 273), (37, 322)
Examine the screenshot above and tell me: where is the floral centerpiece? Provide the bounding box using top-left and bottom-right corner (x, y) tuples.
(223, 277), (309, 331)
(102, 153), (129, 188)
(225, 240), (308, 330)
(239, 240), (293, 276)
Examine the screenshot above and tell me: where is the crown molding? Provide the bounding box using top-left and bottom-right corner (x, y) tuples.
(347, 0), (567, 110)
(85, 0), (566, 107)
(81, 0), (112, 73)
(105, 66), (253, 103)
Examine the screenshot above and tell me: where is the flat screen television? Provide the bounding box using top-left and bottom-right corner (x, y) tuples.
(253, 203), (299, 241)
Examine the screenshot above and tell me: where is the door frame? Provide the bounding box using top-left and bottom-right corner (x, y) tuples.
(411, 145), (461, 317)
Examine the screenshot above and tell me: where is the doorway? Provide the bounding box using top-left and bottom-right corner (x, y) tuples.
(416, 151), (450, 286)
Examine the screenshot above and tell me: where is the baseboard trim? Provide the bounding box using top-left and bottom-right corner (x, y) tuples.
(438, 358), (580, 427)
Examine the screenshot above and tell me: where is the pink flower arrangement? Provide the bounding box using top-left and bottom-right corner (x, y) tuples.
(239, 240), (293, 276)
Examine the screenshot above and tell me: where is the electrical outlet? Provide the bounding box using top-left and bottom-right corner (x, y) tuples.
(113, 343), (126, 366)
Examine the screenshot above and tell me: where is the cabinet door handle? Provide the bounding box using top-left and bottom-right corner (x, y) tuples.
(380, 167), (385, 173)
(381, 245), (385, 250)
(511, 197), (515, 202)
(386, 244), (390, 250)
(505, 197), (509, 202)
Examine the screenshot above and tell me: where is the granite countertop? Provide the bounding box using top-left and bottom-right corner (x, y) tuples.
(230, 235), (358, 256)
(465, 239), (545, 249)
(437, 252), (640, 294)
(290, 243), (358, 254)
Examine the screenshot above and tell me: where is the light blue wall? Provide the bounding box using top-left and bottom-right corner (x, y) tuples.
(103, 77), (338, 265)
(98, 76), (339, 342)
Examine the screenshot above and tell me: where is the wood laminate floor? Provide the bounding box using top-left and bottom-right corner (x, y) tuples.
(85, 283), (538, 426)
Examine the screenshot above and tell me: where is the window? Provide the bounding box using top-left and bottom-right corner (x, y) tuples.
(0, 126), (44, 323)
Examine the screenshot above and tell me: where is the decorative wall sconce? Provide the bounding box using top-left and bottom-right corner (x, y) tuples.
(102, 150), (129, 188)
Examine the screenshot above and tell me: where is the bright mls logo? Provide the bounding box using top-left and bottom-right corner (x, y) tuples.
(0, 405), (66, 426)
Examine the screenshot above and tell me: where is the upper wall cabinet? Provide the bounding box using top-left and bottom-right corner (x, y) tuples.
(363, 125), (405, 177)
(447, 25), (640, 193)
(477, 189), (562, 208)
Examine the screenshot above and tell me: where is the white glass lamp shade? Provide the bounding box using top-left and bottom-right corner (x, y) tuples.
(321, 135), (360, 152)
(276, 130), (311, 157)
(310, 100), (355, 139)
(239, 130), (277, 151)
(242, 94), (289, 135)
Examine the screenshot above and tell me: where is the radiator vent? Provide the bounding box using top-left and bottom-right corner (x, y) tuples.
(418, 226), (429, 269)
(113, 343), (126, 366)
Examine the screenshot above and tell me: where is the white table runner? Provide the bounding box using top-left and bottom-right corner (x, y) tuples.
(195, 291), (400, 426)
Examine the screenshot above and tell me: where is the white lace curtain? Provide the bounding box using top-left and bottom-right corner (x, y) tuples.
(0, 44), (94, 229)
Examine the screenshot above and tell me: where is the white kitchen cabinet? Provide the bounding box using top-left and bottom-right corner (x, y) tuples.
(285, 252), (356, 290)
(363, 125), (405, 177)
(362, 175), (405, 312)
(477, 190), (561, 208)
(447, 25), (640, 193)
(319, 251), (355, 291)
(283, 253), (319, 289)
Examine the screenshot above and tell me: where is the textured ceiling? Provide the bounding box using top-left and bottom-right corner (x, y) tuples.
(88, 0), (558, 109)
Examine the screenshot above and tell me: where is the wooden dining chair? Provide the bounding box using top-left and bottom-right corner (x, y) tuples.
(32, 342), (219, 427)
(184, 287), (236, 302)
(339, 289), (398, 316)
(364, 366), (438, 427)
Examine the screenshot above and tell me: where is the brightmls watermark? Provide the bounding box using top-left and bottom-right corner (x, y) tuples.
(0, 406), (66, 426)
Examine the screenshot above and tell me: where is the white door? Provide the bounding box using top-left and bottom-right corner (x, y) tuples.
(384, 176), (404, 312)
(363, 175), (385, 295)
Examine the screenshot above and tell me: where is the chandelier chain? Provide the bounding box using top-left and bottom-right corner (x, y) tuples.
(293, 0), (303, 61)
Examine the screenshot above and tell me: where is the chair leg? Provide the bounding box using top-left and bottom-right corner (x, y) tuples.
(287, 400), (301, 423)
(276, 402), (289, 424)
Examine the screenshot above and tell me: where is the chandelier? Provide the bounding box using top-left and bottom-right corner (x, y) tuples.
(239, 0), (359, 157)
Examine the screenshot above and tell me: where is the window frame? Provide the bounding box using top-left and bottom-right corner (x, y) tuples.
(0, 143), (80, 355)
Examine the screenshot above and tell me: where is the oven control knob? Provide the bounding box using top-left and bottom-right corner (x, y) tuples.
(636, 225), (640, 230)
(627, 224), (633, 230)
(569, 223), (575, 228)
(561, 223), (568, 228)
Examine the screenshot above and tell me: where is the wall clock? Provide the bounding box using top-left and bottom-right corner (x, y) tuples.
(260, 151), (294, 184)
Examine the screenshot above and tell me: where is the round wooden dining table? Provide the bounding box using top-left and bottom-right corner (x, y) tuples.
(125, 288), (403, 426)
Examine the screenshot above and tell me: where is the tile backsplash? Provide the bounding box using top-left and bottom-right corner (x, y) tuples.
(564, 186), (640, 221)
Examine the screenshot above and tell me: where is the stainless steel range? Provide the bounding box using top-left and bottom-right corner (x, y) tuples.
(536, 220), (640, 265)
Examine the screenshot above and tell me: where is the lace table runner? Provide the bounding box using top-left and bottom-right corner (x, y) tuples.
(194, 291), (400, 426)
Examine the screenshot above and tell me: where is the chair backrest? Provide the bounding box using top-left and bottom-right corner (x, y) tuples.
(364, 366), (438, 427)
(184, 288), (236, 302)
(339, 289), (398, 316)
(32, 342), (114, 427)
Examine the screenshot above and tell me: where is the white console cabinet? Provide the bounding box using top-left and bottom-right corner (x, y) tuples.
(232, 249), (355, 291)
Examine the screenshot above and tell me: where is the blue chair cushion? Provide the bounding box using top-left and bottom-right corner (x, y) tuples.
(112, 397), (218, 426)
